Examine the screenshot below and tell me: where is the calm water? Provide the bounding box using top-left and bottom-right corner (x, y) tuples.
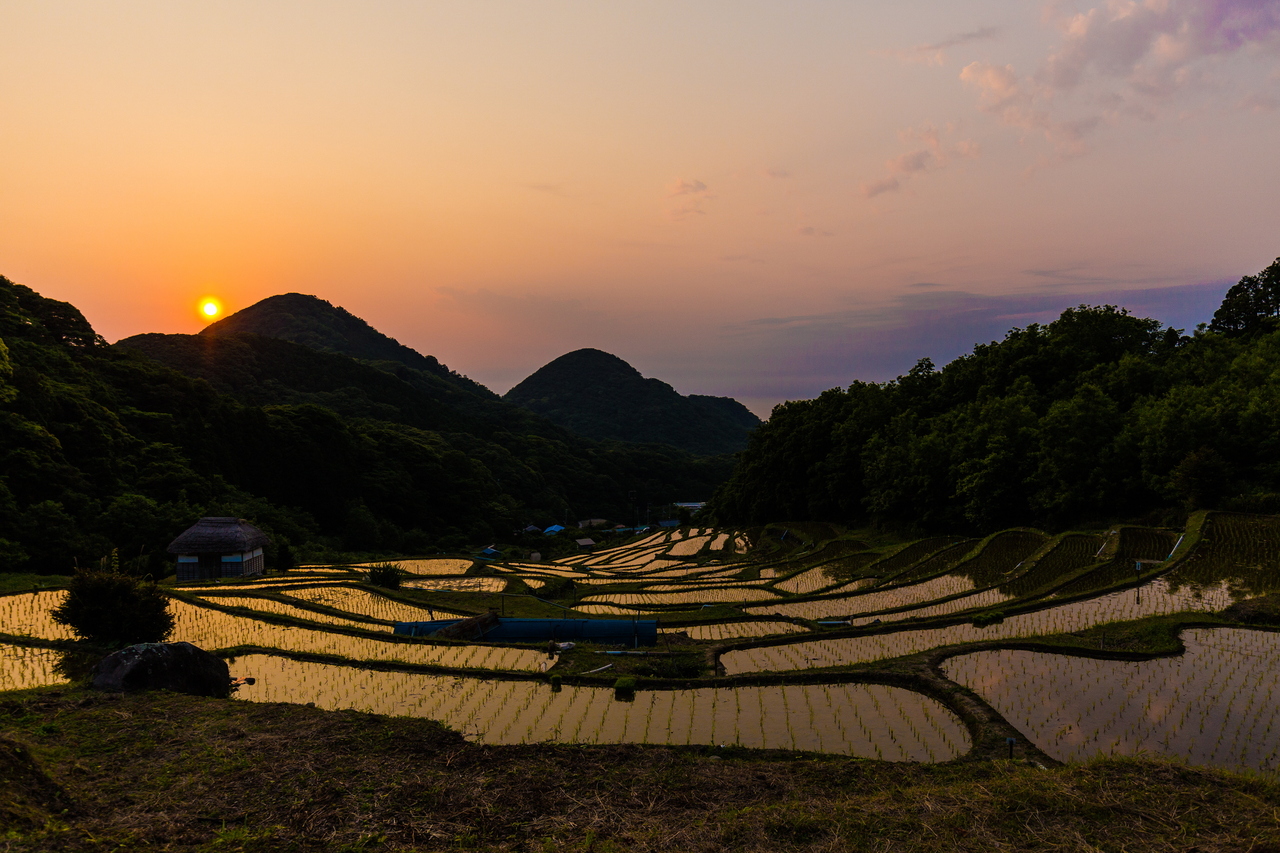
(944, 627), (1280, 774)
(229, 654), (968, 761)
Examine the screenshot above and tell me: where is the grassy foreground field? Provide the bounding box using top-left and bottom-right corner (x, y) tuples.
(1, 688), (1278, 853)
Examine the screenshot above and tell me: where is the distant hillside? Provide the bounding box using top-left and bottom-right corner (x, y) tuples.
(707, 256), (1280, 533)
(201, 293), (495, 398)
(0, 273), (734, 573)
(504, 348), (760, 456)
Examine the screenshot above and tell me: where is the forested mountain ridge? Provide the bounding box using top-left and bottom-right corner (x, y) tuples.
(200, 292), (495, 399)
(708, 258), (1280, 534)
(0, 275), (731, 573)
(504, 348), (761, 455)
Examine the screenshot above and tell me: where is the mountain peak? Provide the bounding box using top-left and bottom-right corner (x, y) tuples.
(201, 293), (494, 398)
(504, 349), (759, 455)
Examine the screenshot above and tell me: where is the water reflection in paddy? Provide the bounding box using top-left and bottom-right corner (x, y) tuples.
(229, 655), (969, 761)
(944, 628), (1280, 774)
(0, 591), (74, 641)
(170, 600), (545, 671)
(724, 578), (1236, 674)
(0, 644), (63, 691)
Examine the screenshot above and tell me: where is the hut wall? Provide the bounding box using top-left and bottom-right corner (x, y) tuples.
(177, 555), (198, 582)
(176, 554), (222, 582)
(219, 548), (265, 578)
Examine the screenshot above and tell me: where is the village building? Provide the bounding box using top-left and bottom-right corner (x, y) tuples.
(167, 517), (270, 581)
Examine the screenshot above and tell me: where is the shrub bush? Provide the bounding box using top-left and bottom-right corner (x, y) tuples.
(366, 562), (402, 589)
(51, 570), (174, 646)
(972, 610), (1006, 627)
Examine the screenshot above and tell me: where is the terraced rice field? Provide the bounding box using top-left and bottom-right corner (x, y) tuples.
(169, 600), (546, 671)
(347, 559), (474, 575)
(723, 578), (1236, 674)
(185, 592), (378, 628)
(400, 577), (507, 593)
(660, 621), (808, 641)
(281, 586), (459, 622)
(7, 515), (1280, 772)
(580, 588), (781, 607)
(775, 567), (845, 595)
(944, 628), (1280, 773)
(0, 591), (75, 641)
(231, 655), (968, 760)
(0, 643), (63, 691)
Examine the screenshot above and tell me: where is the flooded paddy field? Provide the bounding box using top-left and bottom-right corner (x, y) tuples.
(0, 644), (63, 691)
(661, 621), (808, 641)
(5, 513), (1280, 773)
(944, 628), (1280, 773)
(229, 654), (968, 760)
(722, 578), (1237, 674)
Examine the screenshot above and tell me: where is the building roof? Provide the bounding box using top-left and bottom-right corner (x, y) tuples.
(167, 517), (271, 554)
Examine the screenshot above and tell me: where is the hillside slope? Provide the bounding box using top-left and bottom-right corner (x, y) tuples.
(200, 292), (495, 398)
(0, 274), (731, 572)
(708, 264), (1280, 533)
(504, 348), (760, 455)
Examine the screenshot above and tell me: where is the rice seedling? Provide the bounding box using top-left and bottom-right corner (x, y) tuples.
(346, 559), (474, 575)
(228, 654), (969, 759)
(943, 627), (1280, 773)
(186, 591), (378, 628)
(580, 587), (780, 607)
(283, 585), (462, 622)
(775, 567), (846, 595)
(0, 591), (76, 641)
(0, 643), (64, 691)
(666, 535), (712, 557)
(723, 577), (1238, 674)
(168, 599), (546, 671)
(399, 577), (507, 593)
(659, 621), (807, 641)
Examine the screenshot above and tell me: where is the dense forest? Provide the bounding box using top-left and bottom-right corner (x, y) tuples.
(504, 348), (761, 455)
(0, 279), (731, 574)
(708, 257), (1280, 534)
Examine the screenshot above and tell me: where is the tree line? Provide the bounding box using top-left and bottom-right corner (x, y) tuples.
(0, 277), (730, 574)
(708, 258), (1280, 534)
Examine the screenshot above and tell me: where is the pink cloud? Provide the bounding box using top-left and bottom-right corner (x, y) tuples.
(949, 1), (1280, 163)
(666, 178), (709, 197)
(878, 25), (1002, 66)
(1042, 0), (1280, 96)
(665, 178), (714, 219)
(862, 123), (979, 198)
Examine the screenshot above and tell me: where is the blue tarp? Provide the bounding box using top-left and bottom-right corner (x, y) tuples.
(394, 617), (659, 646)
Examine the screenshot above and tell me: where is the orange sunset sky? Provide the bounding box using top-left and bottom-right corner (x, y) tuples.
(3, 1), (1278, 415)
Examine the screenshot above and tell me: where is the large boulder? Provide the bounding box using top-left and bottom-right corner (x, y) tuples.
(90, 642), (230, 698)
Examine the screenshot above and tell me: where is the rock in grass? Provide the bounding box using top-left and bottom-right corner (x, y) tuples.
(91, 642), (230, 698)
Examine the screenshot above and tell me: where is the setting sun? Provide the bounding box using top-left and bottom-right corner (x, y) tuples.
(198, 298), (221, 320)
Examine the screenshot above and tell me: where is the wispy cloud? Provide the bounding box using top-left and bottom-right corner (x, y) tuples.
(879, 25), (1002, 66)
(955, 0), (1280, 161)
(665, 178), (714, 219)
(861, 123), (979, 197)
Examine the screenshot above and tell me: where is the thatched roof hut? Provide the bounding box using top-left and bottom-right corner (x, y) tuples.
(168, 517), (270, 581)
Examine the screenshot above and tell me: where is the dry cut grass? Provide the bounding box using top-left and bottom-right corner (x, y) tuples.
(0, 688), (1277, 852)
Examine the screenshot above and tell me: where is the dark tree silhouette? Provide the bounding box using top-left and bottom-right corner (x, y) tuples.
(1210, 257), (1280, 336)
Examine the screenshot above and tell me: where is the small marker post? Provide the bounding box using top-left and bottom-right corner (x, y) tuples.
(1006, 737), (1017, 759)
